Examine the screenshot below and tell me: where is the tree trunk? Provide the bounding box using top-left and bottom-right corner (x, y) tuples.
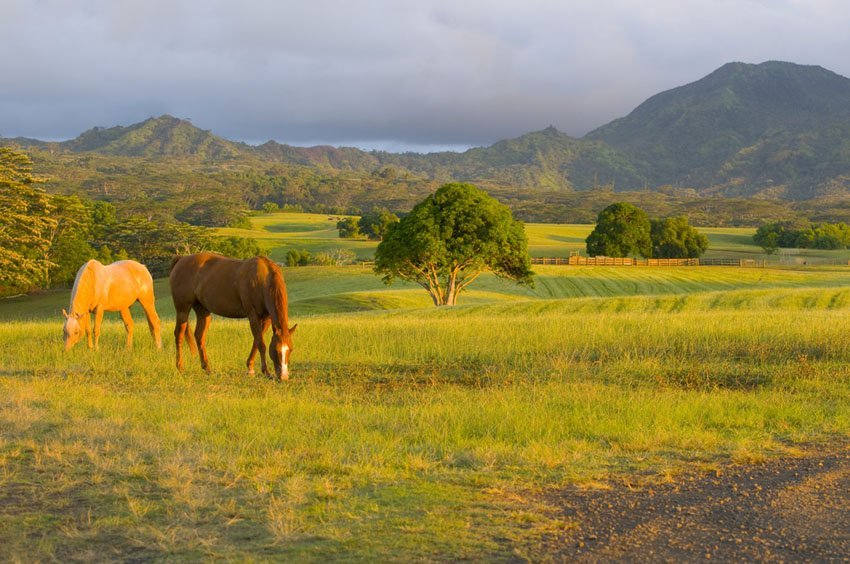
(444, 271), (457, 306)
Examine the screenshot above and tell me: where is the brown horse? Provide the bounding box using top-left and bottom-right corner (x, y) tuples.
(169, 252), (297, 380)
(63, 259), (162, 350)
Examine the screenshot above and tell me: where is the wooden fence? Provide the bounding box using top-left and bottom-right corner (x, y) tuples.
(531, 257), (765, 267)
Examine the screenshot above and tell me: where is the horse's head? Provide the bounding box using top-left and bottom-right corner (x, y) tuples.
(270, 324), (297, 381)
(62, 309), (85, 350)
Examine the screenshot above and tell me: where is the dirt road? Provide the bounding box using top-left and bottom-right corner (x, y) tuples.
(548, 445), (850, 561)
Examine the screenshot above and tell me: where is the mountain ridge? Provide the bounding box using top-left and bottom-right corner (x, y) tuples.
(5, 60), (850, 200)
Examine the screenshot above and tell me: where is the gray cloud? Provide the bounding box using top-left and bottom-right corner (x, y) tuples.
(2, 0), (850, 151)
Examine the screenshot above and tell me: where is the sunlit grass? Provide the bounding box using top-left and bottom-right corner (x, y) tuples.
(7, 263), (850, 322)
(3, 274), (850, 558)
(215, 212), (850, 266)
(6, 205), (850, 557)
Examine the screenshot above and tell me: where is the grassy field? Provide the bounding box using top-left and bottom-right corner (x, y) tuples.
(218, 213), (378, 262)
(218, 212), (850, 265)
(3, 217), (850, 559)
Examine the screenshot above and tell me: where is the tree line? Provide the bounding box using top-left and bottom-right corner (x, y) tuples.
(753, 221), (850, 254)
(0, 148), (261, 296)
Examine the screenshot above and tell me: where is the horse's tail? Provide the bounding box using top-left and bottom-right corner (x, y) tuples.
(169, 255), (182, 275)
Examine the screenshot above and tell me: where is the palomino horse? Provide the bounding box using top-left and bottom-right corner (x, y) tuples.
(63, 259), (162, 350)
(169, 252), (297, 380)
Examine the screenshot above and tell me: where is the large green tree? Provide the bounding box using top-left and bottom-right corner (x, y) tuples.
(0, 148), (57, 291)
(650, 216), (709, 258)
(586, 202), (652, 258)
(374, 183), (532, 306)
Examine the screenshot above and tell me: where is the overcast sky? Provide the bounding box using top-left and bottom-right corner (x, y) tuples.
(2, 0), (850, 152)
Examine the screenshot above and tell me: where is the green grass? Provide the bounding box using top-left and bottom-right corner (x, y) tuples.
(218, 212), (378, 262)
(9, 263), (850, 322)
(3, 257), (850, 559)
(217, 212), (850, 266)
(4, 215), (850, 558)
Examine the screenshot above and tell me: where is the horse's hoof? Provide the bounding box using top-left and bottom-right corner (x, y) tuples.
(246, 369), (255, 376)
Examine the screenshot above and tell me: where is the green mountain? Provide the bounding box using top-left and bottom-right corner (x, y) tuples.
(255, 140), (382, 170)
(62, 115), (245, 159)
(378, 126), (644, 191)
(5, 61), (850, 204)
(586, 61), (850, 198)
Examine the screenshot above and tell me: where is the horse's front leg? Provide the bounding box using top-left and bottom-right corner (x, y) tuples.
(246, 315), (270, 376)
(119, 308), (134, 348)
(93, 307), (104, 349)
(85, 313), (94, 349)
(193, 306), (212, 373)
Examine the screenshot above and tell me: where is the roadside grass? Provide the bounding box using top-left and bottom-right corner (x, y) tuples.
(3, 267), (850, 558)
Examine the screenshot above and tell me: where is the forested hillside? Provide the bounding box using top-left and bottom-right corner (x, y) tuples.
(5, 61), (850, 226)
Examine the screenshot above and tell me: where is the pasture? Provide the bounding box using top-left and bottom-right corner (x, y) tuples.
(219, 211), (850, 265)
(3, 215), (850, 559)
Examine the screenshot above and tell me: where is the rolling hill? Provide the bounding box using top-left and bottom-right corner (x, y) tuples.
(4, 61), (850, 217)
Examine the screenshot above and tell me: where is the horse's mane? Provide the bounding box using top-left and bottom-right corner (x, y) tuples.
(262, 257), (290, 333)
(70, 260), (97, 313)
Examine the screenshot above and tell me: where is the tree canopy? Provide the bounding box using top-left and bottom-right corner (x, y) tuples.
(0, 147), (57, 290)
(753, 221), (850, 252)
(374, 183), (533, 306)
(358, 207), (399, 240)
(0, 147), (266, 294)
(336, 217), (361, 239)
(650, 216), (709, 258)
(585, 202), (652, 258)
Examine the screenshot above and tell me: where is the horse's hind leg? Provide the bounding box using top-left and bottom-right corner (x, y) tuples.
(119, 308), (134, 349)
(184, 323), (198, 355)
(138, 293), (162, 349)
(193, 304), (212, 373)
(246, 315), (270, 376)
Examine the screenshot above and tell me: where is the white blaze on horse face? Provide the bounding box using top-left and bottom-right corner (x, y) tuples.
(279, 344), (290, 378)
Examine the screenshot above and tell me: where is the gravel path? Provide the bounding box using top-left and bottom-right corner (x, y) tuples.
(547, 445), (850, 561)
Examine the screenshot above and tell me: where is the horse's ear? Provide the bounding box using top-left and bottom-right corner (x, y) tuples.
(62, 309), (69, 319)
(289, 323), (297, 335)
(75, 312), (84, 319)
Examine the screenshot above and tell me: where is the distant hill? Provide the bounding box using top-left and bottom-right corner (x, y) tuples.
(4, 61), (850, 203)
(586, 61), (850, 198)
(377, 126), (645, 191)
(13, 115), (246, 160)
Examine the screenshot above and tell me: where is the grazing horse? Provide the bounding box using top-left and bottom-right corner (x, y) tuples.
(169, 252), (297, 380)
(63, 259), (162, 350)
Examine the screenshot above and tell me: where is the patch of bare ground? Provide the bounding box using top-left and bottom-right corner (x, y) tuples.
(546, 444), (850, 561)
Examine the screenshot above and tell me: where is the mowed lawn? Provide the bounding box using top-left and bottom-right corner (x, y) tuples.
(3, 217), (850, 559)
